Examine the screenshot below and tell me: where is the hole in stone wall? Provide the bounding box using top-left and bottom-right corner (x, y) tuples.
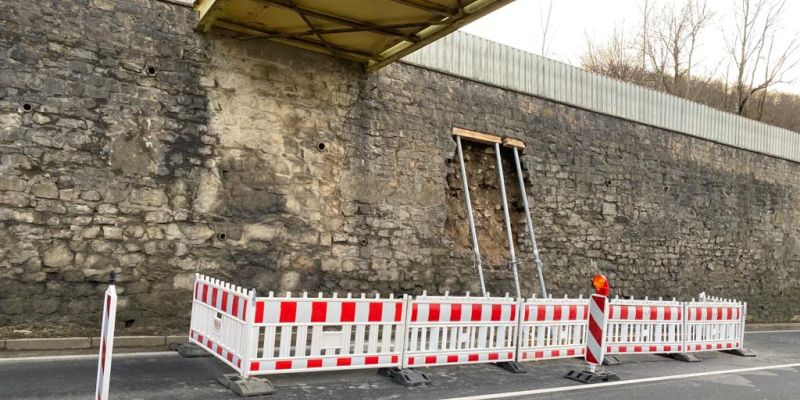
(216, 232), (227, 240)
(144, 65), (157, 76)
(359, 238), (368, 246)
(124, 319), (136, 328)
(21, 102), (33, 113)
(664, 186), (670, 192)
(316, 142), (327, 152)
(605, 180), (612, 186)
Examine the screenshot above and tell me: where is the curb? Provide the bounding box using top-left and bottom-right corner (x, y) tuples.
(3, 335), (188, 352)
(745, 323), (800, 332)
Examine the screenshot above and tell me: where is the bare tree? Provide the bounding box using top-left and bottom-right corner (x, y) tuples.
(636, 0), (713, 97)
(581, 27), (645, 83)
(538, 0), (555, 57)
(728, 0), (800, 116)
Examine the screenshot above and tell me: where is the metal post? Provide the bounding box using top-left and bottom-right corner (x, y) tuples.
(242, 289), (257, 378)
(456, 136), (487, 296)
(495, 143), (521, 299)
(511, 147), (547, 298)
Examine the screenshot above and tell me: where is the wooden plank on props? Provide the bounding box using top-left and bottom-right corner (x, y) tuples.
(502, 138), (526, 148)
(452, 127), (502, 145)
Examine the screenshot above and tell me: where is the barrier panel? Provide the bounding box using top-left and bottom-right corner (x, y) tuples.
(247, 292), (406, 375)
(403, 294), (518, 367)
(517, 296), (589, 361)
(189, 274), (253, 376)
(685, 297), (746, 352)
(605, 297), (684, 355)
(188, 275), (753, 390)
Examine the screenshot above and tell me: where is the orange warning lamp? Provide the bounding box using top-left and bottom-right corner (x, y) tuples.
(592, 274), (610, 296)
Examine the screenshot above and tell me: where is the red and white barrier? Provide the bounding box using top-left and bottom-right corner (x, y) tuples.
(605, 297), (684, 355)
(189, 274), (254, 376)
(402, 294), (518, 368)
(95, 277), (117, 400)
(517, 296), (588, 361)
(247, 292), (406, 375)
(684, 297), (746, 352)
(189, 275), (752, 385)
(585, 294), (609, 365)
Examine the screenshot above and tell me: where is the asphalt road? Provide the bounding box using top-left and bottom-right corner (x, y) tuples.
(0, 330), (798, 400)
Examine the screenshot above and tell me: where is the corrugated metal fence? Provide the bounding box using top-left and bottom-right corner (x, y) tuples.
(402, 32), (800, 163)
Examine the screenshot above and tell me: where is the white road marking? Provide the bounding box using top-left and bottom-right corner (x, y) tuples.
(438, 362), (800, 400)
(0, 351), (177, 364)
(745, 330), (800, 334)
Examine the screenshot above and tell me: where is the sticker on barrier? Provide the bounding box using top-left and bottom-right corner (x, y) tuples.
(403, 294), (518, 368)
(247, 292), (406, 375)
(605, 297), (684, 355)
(517, 296), (589, 361)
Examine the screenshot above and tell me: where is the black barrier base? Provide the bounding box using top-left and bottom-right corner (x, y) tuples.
(378, 367), (432, 386)
(602, 355), (622, 366)
(661, 353), (702, 362)
(217, 374), (276, 397)
(495, 361), (527, 373)
(565, 368), (621, 384)
(172, 342), (211, 358)
(723, 348), (757, 357)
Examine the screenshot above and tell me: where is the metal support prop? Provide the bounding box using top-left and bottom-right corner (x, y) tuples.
(456, 136), (487, 296)
(494, 143), (521, 299)
(511, 147), (548, 298)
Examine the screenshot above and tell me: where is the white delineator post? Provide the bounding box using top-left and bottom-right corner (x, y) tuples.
(585, 294), (608, 370)
(95, 273), (118, 400)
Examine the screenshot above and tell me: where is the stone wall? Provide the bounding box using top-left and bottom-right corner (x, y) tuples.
(1, 0), (798, 335)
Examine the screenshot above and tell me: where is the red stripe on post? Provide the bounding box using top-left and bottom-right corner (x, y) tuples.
(211, 288), (218, 307)
(664, 307), (671, 320)
(447, 355), (458, 363)
(551, 350), (560, 357)
(425, 356), (437, 364)
(620, 305), (628, 320)
(411, 303), (418, 322)
(534, 351), (544, 359)
(488, 353), (499, 361)
(588, 318), (603, 343)
(368, 302), (383, 322)
(649, 306), (658, 320)
(568, 305), (577, 320)
(232, 297), (240, 319)
(280, 302), (297, 323)
(255, 301), (265, 323)
(524, 305), (530, 321)
(311, 302), (327, 323)
(391, 355), (398, 363)
(194, 281), (199, 300)
(365, 356), (379, 365)
(250, 362), (260, 371)
(450, 303), (462, 321)
(227, 353), (233, 363)
(510, 304), (516, 320)
(276, 360), (292, 370)
(307, 359), (323, 368)
(469, 354), (480, 362)
(242, 300), (247, 321)
(202, 284), (208, 303)
(337, 358), (352, 366)
(395, 302), (403, 322)
(341, 302), (356, 322)
(634, 306), (643, 320)
(567, 349), (576, 356)
(491, 304), (502, 321)
(429, 303), (440, 322)
(221, 292), (228, 312)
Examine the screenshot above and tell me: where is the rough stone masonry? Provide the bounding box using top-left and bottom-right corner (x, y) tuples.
(0, 0), (798, 335)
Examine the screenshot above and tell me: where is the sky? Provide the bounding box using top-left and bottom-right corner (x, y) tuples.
(460, 0), (800, 94)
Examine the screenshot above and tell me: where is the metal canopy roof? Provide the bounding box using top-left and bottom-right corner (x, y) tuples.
(194, 0), (514, 70)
